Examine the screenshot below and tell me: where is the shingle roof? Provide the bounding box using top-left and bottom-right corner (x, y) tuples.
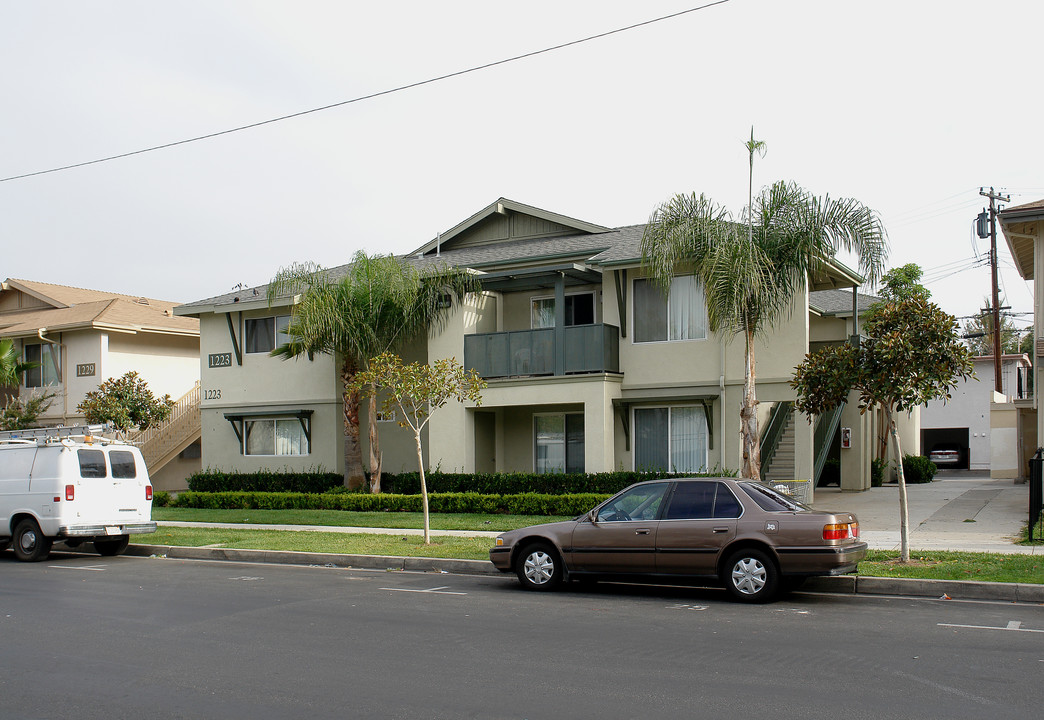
(0, 280), (198, 337)
(808, 289), (881, 316)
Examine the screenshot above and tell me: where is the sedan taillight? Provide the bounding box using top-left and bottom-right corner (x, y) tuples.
(823, 522), (857, 540)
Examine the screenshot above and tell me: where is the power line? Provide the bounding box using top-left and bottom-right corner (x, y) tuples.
(1, 1), (730, 183)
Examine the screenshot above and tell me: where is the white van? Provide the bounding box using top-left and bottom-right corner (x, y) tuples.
(0, 425), (156, 561)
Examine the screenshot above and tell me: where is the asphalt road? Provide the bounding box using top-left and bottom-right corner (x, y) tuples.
(2, 551), (1042, 720)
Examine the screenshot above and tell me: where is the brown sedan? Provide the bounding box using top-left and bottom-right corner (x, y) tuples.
(489, 478), (866, 602)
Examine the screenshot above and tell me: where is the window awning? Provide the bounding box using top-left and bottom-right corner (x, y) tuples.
(223, 408), (314, 446)
(612, 393), (717, 452)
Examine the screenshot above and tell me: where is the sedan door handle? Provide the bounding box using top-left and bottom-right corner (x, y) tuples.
(712, 527), (729, 533)
(635, 529), (651, 535)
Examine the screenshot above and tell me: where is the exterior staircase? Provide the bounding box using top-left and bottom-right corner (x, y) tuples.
(124, 381), (201, 473)
(762, 409), (797, 485)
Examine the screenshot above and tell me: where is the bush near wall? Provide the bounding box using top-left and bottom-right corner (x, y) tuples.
(186, 469), (732, 496)
(901, 454), (938, 484)
(163, 491), (609, 516)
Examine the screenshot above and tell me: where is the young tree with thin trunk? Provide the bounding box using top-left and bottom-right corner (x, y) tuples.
(791, 296), (974, 562)
(350, 353), (485, 543)
(267, 253), (480, 491)
(641, 133), (887, 479)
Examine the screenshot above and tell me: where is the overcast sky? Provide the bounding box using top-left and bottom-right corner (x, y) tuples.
(2, 0), (1041, 330)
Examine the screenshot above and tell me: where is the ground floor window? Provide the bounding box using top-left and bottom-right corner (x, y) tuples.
(633, 405), (708, 472)
(534, 413), (584, 473)
(244, 417), (309, 456)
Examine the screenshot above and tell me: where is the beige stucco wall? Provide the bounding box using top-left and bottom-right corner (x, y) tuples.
(27, 329), (199, 425)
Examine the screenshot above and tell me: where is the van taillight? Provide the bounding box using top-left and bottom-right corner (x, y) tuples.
(66, 485), (75, 501)
(145, 486), (153, 501)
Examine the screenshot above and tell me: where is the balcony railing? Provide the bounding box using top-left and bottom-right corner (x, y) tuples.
(464, 324), (620, 379)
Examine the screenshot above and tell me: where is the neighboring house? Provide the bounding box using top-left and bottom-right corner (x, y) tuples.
(176, 198), (891, 495)
(921, 354), (1030, 472)
(999, 199), (1044, 478)
(0, 279), (202, 490)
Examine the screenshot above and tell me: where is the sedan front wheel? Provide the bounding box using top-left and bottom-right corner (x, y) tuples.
(515, 543), (562, 591)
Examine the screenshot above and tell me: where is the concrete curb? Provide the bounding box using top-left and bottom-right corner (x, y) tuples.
(127, 544), (1044, 602)
(126, 544), (501, 576)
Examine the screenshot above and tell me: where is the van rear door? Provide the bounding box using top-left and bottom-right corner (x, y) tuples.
(73, 448), (151, 530)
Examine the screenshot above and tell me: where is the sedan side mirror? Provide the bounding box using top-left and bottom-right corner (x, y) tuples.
(587, 509), (599, 524)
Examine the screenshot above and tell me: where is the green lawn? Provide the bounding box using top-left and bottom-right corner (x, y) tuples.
(153, 507), (572, 532)
(858, 549), (1043, 584)
(148, 526), (494, 560)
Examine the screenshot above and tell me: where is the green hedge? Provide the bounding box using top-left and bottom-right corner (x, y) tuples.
(186, 469), (733, 496)
(902, 454), (938, 484)
(164, 490), (609, 516)
(187, 469), (344, 494)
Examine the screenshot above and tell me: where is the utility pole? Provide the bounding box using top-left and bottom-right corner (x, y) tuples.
(980, 186), (1011, 393)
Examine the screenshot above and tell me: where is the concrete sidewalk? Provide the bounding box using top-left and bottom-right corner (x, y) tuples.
(811, 471), (1040, 554)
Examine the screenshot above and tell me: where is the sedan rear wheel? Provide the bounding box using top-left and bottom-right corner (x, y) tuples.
(723, 548), (778, 603)
(515, 543), (562, 591)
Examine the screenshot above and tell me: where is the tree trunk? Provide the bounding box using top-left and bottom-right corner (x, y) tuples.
(340, 360), (366, 490)
(415, 432), (430, 544)
(740, 327), (761, 480)
(885, 406), (911, 562)
(368, 385), (382, 493)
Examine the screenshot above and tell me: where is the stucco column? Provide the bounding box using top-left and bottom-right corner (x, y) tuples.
(840, 390), (868, 491)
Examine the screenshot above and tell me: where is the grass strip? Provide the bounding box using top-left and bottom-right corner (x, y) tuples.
(153, 507), (571, 532)
(148, 526), (494, 560)
(857, 549), (1043, 584)
(144, 528), (1043, 584)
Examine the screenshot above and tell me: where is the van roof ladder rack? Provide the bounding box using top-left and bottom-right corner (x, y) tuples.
(0, 423), (118, 444)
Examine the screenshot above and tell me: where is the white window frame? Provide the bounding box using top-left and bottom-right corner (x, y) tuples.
(532, 411), (585, 474)
(631, 276), (707, 344)
(243, 416), (311, 456)
(631, 404), (709, 473)
(530, 291), (597, 329)
(245, 315), (292, 355)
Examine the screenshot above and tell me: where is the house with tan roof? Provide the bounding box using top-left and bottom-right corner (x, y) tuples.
(177, 198), (900, 496)
(0, 279), (202, 489)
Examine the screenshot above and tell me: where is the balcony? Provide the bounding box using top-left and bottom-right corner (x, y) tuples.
(464, 324), (620, 379)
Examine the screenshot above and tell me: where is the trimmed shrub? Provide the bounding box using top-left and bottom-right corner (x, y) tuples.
(166, 491), (612, 516)
(902, 454), (937, 484)
(152, 490), (171, 507)
(870, 458), (886, 487)
(186, 469), (736, 496)
(187, 469), (343, 494)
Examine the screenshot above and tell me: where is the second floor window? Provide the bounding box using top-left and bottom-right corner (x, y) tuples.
(633, 276), (706, 343)
(531, 293), (595, 329)
(245, 315), (291, 354)
(24, 343), (60, 387)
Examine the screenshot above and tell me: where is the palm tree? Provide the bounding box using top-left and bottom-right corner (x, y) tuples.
(641, 180), (887, 479)
(267, 252), (480, 491)
(0, 338), (34, 387)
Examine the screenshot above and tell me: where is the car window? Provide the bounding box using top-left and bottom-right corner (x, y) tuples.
(77, 449), (107, 478)
(739, 482), (808, 512)
(596, 483), (668, 522)
(663, 481), (716, 519)
(664, 481), (743, 519)
(713, 485), (742, 518)
(109, 450), (137, 479)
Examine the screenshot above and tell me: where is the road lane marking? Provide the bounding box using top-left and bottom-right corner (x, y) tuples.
(48, 564), (105, 571)
(380, 585), (467, 595)
(667, 604), (708, 611)
(938, 621), (1042, 633)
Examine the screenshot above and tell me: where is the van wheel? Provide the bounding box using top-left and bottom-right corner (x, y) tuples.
(94, 536), (129, 557)
(13, 519), (52, 562)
